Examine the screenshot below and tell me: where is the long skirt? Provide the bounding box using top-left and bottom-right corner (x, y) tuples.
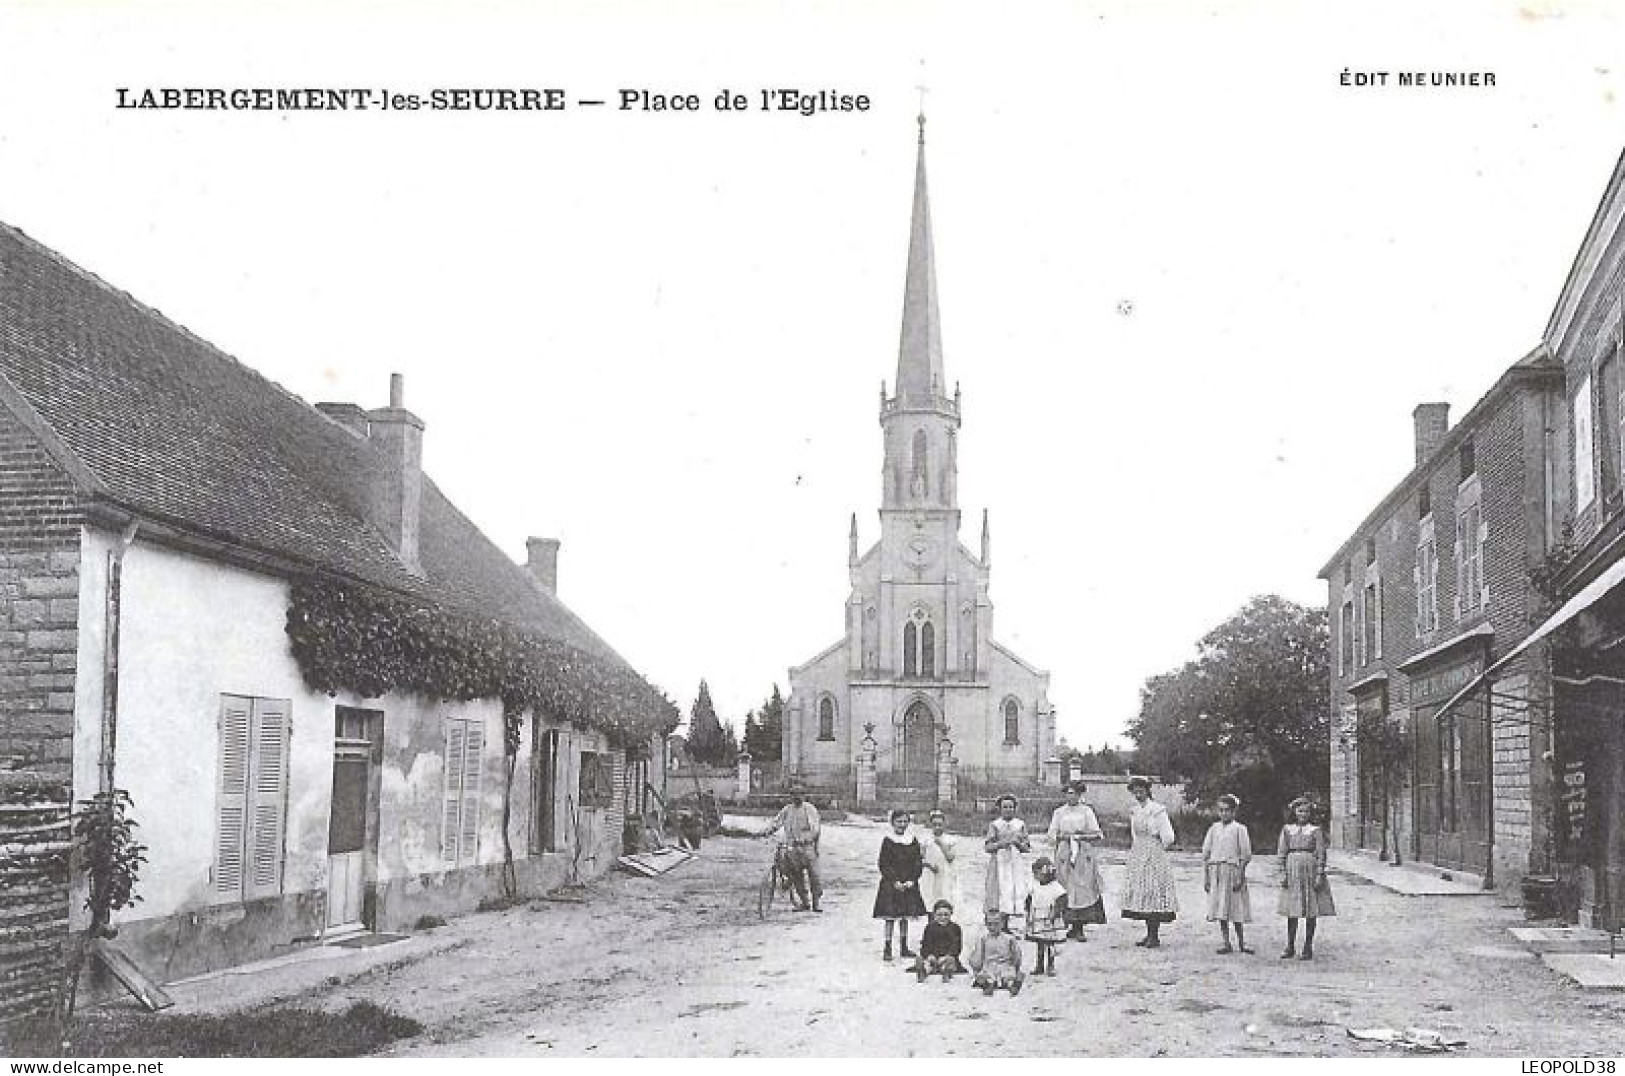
(1057, 840), (1107, 924)
(1277, 852), (1336, 918)
(984, 847), (1031, 917)
(1120, 839), (1178, 922)
(1204, 862), (1252, 923)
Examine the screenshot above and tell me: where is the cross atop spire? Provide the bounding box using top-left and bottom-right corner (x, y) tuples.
(895, 115), (945, 407)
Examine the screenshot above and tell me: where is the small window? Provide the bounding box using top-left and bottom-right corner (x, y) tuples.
(1418, 484), (1431, 519)
(1002, 699), (1020, 745)
(1365, 536), (1376, 565)
(578, 750), (614, 808)
(920, 622), (935, 678)
(903, 621), (918, 677)
(1459, 439), (1475, 482)
(817, 697), (836, 741)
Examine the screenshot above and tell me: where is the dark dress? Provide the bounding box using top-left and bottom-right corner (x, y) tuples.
(873, 834), (929, 919)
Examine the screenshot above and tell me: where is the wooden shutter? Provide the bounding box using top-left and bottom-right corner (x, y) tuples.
(1413, 562), (1422, 638)
(245, 698), (291, 899)
(459, 721), (484, 864)
(214, 694), (253, 895)
(442, 721), (466, 863)
(1477, 513), (1490, 609)
(1374, 576), (1383, 658)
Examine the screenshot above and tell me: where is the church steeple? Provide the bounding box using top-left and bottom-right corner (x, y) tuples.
(880, 115), (961, 515)
(896, 112), (945, 406)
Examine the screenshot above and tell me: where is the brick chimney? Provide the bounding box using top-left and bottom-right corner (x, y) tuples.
(366, 373), (425, 575)
(1413, 402), (1450, 467)
(315, 401), (369, 438)
(526, 536), (559, 593)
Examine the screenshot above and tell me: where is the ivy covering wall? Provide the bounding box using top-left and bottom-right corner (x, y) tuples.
(285, 578), (677, 746)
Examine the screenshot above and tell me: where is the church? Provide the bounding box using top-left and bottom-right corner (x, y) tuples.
(782, 119), (1057, 807)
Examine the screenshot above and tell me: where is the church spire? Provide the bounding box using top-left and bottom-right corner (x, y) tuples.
(895, 112), (945, 406)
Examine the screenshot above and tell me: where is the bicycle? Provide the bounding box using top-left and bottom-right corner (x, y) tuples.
(757, 838), (812, 919)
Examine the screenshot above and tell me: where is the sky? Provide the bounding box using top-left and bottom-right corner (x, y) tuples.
(1, 1), (1622, 751)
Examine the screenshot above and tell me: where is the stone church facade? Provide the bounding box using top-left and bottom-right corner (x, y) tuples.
(783, 121), (1055, 806)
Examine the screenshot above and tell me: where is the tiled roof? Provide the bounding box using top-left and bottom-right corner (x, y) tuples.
(0, 221), (628, 669)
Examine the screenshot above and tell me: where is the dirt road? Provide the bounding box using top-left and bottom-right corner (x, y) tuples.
(293, 814), (1625, 1056)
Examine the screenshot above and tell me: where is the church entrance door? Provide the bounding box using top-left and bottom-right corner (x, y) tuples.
(901, 702), (935, 787)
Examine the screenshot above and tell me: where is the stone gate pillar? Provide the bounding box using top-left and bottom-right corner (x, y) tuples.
(856, 724), (878, 806)
(735, 752), (752, 803)
(937, 735), (958, 805)
(1042, 757), (1063, 788)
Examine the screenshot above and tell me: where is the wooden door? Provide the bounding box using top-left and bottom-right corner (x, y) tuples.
(327, 710), (373, 929)
(531, 728), (558, 854)
(901, 702), (935, 786)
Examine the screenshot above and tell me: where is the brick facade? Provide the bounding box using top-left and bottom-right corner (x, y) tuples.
(0, 399), (82, 1036)
(1542, 149), (1625, 927)
(1321, 360), (1559, 895)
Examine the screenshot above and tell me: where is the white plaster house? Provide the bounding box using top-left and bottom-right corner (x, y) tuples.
(0, 220), (674, 990)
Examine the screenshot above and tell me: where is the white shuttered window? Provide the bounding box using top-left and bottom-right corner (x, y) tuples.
(442, 718), (485, 865)
(214, 694), (291, 900)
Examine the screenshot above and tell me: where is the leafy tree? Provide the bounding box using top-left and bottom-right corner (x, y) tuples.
(742, 684), (785, 761)
(685, 680), (734, 766)
(1126, 595), (1330, 832)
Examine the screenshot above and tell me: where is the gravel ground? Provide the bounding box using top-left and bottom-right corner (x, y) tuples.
(276, 814), (1625, 1057)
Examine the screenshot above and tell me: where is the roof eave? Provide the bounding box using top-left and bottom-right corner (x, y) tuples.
(1316, 348), (1559, 579)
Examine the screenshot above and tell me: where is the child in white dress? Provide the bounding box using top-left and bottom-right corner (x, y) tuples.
(1024, 857), (1069, 977)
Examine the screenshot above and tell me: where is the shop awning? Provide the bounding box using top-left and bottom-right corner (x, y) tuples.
(1433, 554), (1625, 721)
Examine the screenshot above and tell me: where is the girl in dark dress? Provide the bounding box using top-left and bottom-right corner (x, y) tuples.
(875, 808), (928, 961)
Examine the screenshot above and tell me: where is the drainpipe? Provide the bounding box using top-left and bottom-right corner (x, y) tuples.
(98, 521), (141, 795)
(1482, 635), (1496, 892)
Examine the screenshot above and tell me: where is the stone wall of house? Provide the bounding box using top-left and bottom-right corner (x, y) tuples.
(0, 403), (81, 776)
(0, 401), (82, 1037)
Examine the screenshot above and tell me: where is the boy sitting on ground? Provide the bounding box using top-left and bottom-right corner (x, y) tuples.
(915, 900), (965, 982)
(968, 908), (1025, 996)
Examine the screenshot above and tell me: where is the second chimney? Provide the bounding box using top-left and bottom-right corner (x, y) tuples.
(1413, 402), (1450, 467)
(526, 536), (560, 593)
(366, 373), (425, 575)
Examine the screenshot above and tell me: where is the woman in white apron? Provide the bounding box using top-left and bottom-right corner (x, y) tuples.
(983, 794), (1032, 928)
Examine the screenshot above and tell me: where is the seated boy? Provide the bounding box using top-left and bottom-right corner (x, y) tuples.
(968, 907), (1025, 996)
(915, 899), (965, 982)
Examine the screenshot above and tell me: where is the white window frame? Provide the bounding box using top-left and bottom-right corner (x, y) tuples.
(1415, 517), (1438, 637)
(1576, 374), (1596, 511)
(1455, 477), (1487, 619)
(1339, 587), (1355, 676)
(1363, 563), (1383, 661)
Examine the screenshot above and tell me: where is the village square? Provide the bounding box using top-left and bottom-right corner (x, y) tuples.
(10, 4), (1625, 1061)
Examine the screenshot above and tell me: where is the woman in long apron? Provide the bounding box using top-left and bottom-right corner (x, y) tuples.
(1046, 781), (1107, 940)
(983, 794), (1032, 928)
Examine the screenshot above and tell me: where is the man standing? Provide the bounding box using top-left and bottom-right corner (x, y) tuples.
(766, 784), (823, 912)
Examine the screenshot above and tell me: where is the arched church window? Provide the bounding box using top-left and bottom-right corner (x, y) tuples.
(817, 697), (836, 741)
(920, 621), (935, 677)
(1003, 698), (1021, 745)
(903, 621), (918, 677)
